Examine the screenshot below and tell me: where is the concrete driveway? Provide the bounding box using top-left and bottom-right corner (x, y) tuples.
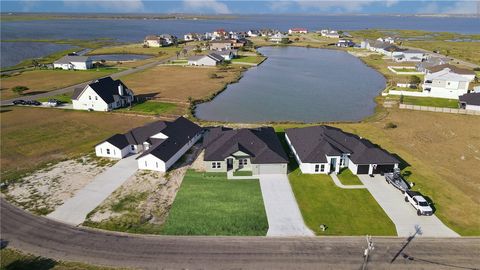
(47, 154), (139, 225)
(358, 175), (459, 237)
(259, 174), (314, 237)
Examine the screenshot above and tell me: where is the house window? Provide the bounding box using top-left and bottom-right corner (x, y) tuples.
(95, 96), (98, 100)
(315, 164), (320, 172)
(89, 96), (92, 100)
(212, 162), (221, 169)
(145, 161), (148, 167)
(239, 159), (248, 165)
(131, 145), (135, 151)
(320, 164), (325, 171)
(156, 162), (158, 168)
(106, 149), (110, 155)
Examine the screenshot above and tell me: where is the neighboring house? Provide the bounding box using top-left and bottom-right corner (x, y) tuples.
(72, 77), (134, 111)
(213, 29), (228, 39)
(96, 117), (202, 172)
(459, 92), (480, 111)
(336, 39), (355, 47)
(422, 65), (475, 99)
(229, 31), (246, 40)
(209, 40), (233, 51)
(392, 49), (426, 62)
(144, 35), (162, 47)
(269, 32), (289, 43)
(53, 56), (93, 70)
(377, 37), (395, 44)
(159, 34), (177, 46)
(416, 56), (449, 73)
(247, 30), (260, 37)
(215, 49), (237, 61)
(361, 39), (389, 52)
(188, 53), (224, 66)
(285, 126), (399, 175)
(288, 28), (308, 34)
(320, 29), (340, 38)
(203, 127), (289, 175)
(184, 33), (196, 41)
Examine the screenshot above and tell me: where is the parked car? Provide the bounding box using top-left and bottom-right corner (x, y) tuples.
(47, 99), (60, 107)
(405, 190), (433, 216)
(25, 100), (41, 106)
(12, 100), (26, 105)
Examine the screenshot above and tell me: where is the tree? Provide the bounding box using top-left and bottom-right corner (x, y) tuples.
(11, 86), (29, 95)
(409, 75), (421, 86)
(31, 59), (39, 69)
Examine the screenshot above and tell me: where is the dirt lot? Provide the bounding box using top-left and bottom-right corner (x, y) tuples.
(3, 156), (114, 215)
(120, 65), (243, 102)
(0, 106), (152, 182)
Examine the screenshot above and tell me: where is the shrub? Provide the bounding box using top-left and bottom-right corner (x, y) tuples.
(11, 85), (29, 95)
(473, 67), (480, 71)
(209, 73), (218, 79)
(385, 122), (398, 129)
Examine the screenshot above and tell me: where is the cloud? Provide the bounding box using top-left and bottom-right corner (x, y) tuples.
(182, 0), (231, 14)
(63, 0), (145, 12)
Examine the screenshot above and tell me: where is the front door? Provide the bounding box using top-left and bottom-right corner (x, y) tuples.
(227, 158), (233, 170)
(330, 158), (337, 172)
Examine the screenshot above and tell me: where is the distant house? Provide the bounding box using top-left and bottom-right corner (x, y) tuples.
(215, 49), (237, 61)
(392, 50), (426, 62)
(320, 29), (340, 38)
(422, 65), (476, 99)
(209, 40), (233, 51)
(203, 127), (289, 175)
(288, 28), (308, 34)
(72, 77), (134, 111)
(188, 53), (224, 66)
(144, 35), (162, 47)
(53, 55), (93, 70)
(336, 39), (355, 47)
(377, 37), (395, 44)
(459, 92), (480, 111)
(285, 126), (399, 175)
(416, 56), (449, 73)
(269, 32), (289, 44)
(159, 34), (177, 46)
(247, 30), (260, 37)
(213, 29), (228, 39)
(95, 117), (202, 172)
(184, 33), (199, 41)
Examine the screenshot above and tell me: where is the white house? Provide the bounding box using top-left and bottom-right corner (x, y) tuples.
(215, 49), (237, 61)
(269, 32), (289, 43)
(337, 39), (354, 47)
(288, 28), (308, 34)
(320, 29), (340, 38)
(144, 35), (162, 47)
(377, 37), (395, 44)
(72, 77), (134, 111)
(96, 117), (203, 172)
(459, 93), (480, 111)
(247, 30), (260, 37)
(53, 56), (93, 70)
(285, 126), (399, 175)
(188, 53), (224, 66)
(422, 66), (475, 99)
(392, 50), (426, 62)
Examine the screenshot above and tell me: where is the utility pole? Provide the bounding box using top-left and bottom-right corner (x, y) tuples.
(362, 235), (375, 270)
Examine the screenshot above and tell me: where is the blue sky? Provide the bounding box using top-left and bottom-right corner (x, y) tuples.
(1, 1), (478, 15)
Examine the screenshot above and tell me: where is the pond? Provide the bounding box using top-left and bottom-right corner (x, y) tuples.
(195, 47), (386, 123)
(88, 54), (152, 62)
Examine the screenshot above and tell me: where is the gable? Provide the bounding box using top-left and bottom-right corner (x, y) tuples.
(150, 132), (168, 139)
(75, 86), (108, 105)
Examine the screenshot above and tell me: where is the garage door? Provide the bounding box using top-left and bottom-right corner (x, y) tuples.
(356, 165), (370, 174)
(258, 164), (287, 175)
(372, 165), (395, 174)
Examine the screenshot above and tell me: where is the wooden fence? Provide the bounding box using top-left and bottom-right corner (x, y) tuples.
(399, 104), (480, 116)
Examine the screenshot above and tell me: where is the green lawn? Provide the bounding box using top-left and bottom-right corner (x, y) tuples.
(337, 168), (363, 185)
(161, 170), (268, 235)
(119, 101), (178, 115)
(231, 55), (266, 64)
(37, 93), (72, 103)
(289, 169), (396, 236)
(402, 96), (459, 108)
(233, 170), (253, 176)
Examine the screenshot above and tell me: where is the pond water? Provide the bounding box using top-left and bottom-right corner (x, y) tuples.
(195, 47), (386, 123)
(0, 42), (76, 68)
(88, 54), (152, 61)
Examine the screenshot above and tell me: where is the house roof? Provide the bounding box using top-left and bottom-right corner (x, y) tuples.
(98, 134), (131, 149)
(285, 126), (399, 165)
(207, 53), (224, 62)
(425, 68), (471, 82)
(459, 92), (480, 106)
(72, 77), (131, 103)
(145, 35), (159, 40)
(290, 28), (307, 31)
(203, 127), (288, 164)
(54, 55), (91, 64)
(136, 117), (202, 162)
(427, 64), (475, 75)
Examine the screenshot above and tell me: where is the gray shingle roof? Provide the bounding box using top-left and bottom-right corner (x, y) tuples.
(286, 126), (399, 165)
(459, 92), (480, 106)
(203, 127), (288, 164)
(73, 77), (132, 104)
(54, 55), (91, 64)
(102, 134), (130, 149)
(427, 64), (475, 75)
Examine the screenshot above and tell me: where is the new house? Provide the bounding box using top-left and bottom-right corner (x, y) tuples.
(269, 32), (289, 43)
(203, 127), (289, 175)
(459, 92), (480, 111)
(71, 77), (134, 111)
(188, 53), (224, 66)
(209, 40), (233, 51)
(392, 49), (426, 62)
(215, 49), (237, 61)
(95, 117), (202, 172)
(53, 55), (93, 70)
(416, 56), (449, 73)
(422, 65), (476, 99)
(285, 126), (399, 175)
(288, 28), (308, 34)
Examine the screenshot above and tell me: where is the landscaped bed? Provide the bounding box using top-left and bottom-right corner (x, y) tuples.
(289, 169), (396, 236)
(161, 170), (268, 236)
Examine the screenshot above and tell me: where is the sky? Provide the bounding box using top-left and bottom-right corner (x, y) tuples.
(1, 0), (479, 15)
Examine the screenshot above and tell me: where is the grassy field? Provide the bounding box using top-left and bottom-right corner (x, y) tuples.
(275, 108), (480, 236)
(337, 168), (363, 185)
(404, 41), (480, 65)
(120, 66), (243, 102)
(37, 93), (73, 103)
(87, 43), (183, 56)
(161, 170), (268, 236)
(0, 69), (118, 100)
(289, 169), (396, 235)
(0, 107), (151, 183)
(231, 55), (266, 64)
(0, 248), (121, 270)
(118, 101), (180, 115)
(359, 54), (421, 84)
(402, 96), (459, 108)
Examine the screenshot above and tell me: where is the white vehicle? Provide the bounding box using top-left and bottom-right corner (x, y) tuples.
(404, 190), (433, 216)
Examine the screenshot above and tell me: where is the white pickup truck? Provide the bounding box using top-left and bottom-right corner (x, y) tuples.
(404, 190), (433, 216)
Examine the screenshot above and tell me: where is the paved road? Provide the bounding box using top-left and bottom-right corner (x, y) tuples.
(259, 174), (314, 236)
(358, 175), (460, 237)
(1, 199), (479, 270)
(47, 154), (139, 225)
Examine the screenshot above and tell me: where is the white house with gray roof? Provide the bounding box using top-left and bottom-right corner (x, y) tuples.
(72, 77), (134, 111)
(95, 117), (202, 172)
(53, 55), (93, 70)
(422, 66), (475, 99)
(188, 53), (224, 66)
(285, 126), (399, 175)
